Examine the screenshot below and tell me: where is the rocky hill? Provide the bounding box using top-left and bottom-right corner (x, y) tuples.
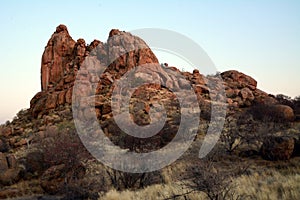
(0, 25), (299, 199)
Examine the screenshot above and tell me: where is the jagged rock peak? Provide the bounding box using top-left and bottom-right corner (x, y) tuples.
(55, 24), (69, 34)
(41, 25), (76, 91)
(109, 29), (122, 37)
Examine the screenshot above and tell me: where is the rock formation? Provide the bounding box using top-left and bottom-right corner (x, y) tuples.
(0, 24), (299, 198)
(30, 25), (295, 123)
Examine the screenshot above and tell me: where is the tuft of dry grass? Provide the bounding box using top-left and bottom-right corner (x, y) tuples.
(101, 183), (205, 200)
(0, 179), (43, 198)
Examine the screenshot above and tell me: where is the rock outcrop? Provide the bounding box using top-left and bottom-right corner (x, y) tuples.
(30, 26), (162, 118)
(31, 25), (296, 123)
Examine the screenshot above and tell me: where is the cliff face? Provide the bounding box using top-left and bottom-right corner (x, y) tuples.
(41, 25), (76, 91)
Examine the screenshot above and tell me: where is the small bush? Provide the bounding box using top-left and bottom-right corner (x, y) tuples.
(38, 122), (93, 183)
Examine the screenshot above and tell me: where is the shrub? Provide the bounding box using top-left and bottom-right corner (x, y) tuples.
(39, 122), (93, 180)
(105, 167), (163, 191)
(183, 153), (248, 200)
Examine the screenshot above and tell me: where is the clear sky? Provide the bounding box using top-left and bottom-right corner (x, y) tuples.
(0, 0), (300, 123)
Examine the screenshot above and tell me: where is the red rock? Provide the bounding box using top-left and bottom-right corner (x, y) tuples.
(65, 88), (73, 104)
(0, 168), (21, 186)
(109, 29), (122, 37)
(0, 152), (8, 172)
(57, 91), (66, 105)
(55, 24), (68, 33)
(239, 88), (254, 101)
(0, 127), (12, 137)
(75, 38), (86, 57)
(193, 84), (209, 94)
(272, 105), (295, 121)
(13, 138), (27, 148)
(221, 70), (257, 90)
(225, 88), (236, 98)
(64, 74), (75, 83)
(41, 24), (75, 91)
(45, 93), (58, 109)
(102, 103), (112, 115)
(193, 69), (200, 74)
(40, 164), (66, 194)
(31, 25), (165, 118)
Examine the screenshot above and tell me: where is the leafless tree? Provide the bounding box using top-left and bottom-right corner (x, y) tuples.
(105, 167), (163, 191)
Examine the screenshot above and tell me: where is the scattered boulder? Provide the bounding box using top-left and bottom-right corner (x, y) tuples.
(40, 164), (66, 194)
(40, 164), (85, 195)
(271, 105), (295, 121)
(250, 104), (295, 122)
(0, 168), (21, 186)
(260, 136), (295, 160)
(239, 87), (254, 101)
(0, 153), (21, 186)
(20, 150), (46, 177)
(0, 126), (13, 137)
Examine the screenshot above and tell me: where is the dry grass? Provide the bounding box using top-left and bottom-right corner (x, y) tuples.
(0, 179), (43, 198)
(99, 155), (300, 200)
(101, 183), (205, 200)
(99, 168), (300, 200)
(232, 169), (300, 200)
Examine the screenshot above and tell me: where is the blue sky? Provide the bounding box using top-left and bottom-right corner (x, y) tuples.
(0, 0), (300, 123)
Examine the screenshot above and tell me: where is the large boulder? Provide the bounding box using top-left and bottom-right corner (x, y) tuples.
(221, 70), (257, 90)
(260, 136), (295, 160)
(40, 164), (85, 195)
(40, 164), (66, 194)
(271, 105), (295, 121)
(106, 29), (159, 77)
(19, 150), (46, 177)
(251, 104), (295, 122)
(0, 153), (21, 186)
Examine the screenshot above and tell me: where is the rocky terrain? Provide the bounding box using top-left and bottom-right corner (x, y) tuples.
(0, 25), (300, 199)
